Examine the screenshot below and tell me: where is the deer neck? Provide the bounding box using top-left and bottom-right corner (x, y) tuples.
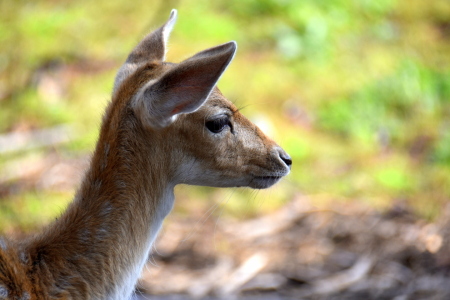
(31, 107), (176, 299)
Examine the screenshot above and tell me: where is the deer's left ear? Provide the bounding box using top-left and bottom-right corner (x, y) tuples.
(114, 9), (177, 92)
(133, 41), (237, 129)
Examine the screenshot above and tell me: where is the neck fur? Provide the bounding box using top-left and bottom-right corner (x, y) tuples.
(29, 109), (175, 300)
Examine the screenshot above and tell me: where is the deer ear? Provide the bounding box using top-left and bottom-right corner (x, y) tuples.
(133, 41), (237, 129)
(114, 9), (177, 92)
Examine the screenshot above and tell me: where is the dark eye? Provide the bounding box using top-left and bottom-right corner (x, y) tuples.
(205, 117), (231, 133)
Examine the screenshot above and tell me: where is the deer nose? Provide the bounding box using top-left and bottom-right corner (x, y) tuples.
(278, 149), (292, 168)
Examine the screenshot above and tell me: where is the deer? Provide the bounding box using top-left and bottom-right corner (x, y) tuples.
(0, 9), (291, 300)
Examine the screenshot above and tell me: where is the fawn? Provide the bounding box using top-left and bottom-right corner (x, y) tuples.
(0, 9), (291, 300)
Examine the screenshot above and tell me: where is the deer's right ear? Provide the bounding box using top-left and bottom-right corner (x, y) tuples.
(114, 9), (177, 92)
(132, 42), (237, 129)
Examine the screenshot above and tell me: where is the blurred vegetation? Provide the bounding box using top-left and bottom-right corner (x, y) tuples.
(0, 0), (449, 233)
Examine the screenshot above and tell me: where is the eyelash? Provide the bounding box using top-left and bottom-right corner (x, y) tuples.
(205, 116), (232, 133)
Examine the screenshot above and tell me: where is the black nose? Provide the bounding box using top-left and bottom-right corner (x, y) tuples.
(279, 151), (292, 168)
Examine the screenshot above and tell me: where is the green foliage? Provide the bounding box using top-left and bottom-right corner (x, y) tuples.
(433, 129), (450, 165)
(375, 166), (412, 192)
(0, 191), (70, 232)
(0, 0), (449, 232)
(317, 59), (450, 162)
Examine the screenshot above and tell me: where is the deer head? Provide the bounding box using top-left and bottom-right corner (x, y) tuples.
(109, 9), (292, 191)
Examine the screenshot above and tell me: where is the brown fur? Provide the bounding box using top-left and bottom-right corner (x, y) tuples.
(0, 10), (291, 300)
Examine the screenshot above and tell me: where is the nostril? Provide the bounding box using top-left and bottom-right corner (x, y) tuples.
(279, 152), (292, 167)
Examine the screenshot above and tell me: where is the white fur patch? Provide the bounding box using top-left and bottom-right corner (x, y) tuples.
(0, 238), (6, 250)
(0, 285), (8, 298)
(162, 9), (177, 61)
(109, 186), (175, 300)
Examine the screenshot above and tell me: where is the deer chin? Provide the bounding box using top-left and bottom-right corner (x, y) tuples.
(249, 175), (284, 189)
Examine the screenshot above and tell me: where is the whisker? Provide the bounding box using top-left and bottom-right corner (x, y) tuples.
(181, 194), (226, 242)
(213, 189), (236, 250)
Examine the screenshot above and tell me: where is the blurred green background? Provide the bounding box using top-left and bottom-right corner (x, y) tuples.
(0, 0), (449, 234)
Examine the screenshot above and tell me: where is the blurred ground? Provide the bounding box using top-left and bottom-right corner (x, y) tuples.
(138, 197), (450, 300)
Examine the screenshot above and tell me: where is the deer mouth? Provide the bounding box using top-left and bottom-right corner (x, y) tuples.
(250, 175), (283, 189)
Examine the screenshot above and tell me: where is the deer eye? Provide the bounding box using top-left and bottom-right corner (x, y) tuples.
(205, 116), (231, 133)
